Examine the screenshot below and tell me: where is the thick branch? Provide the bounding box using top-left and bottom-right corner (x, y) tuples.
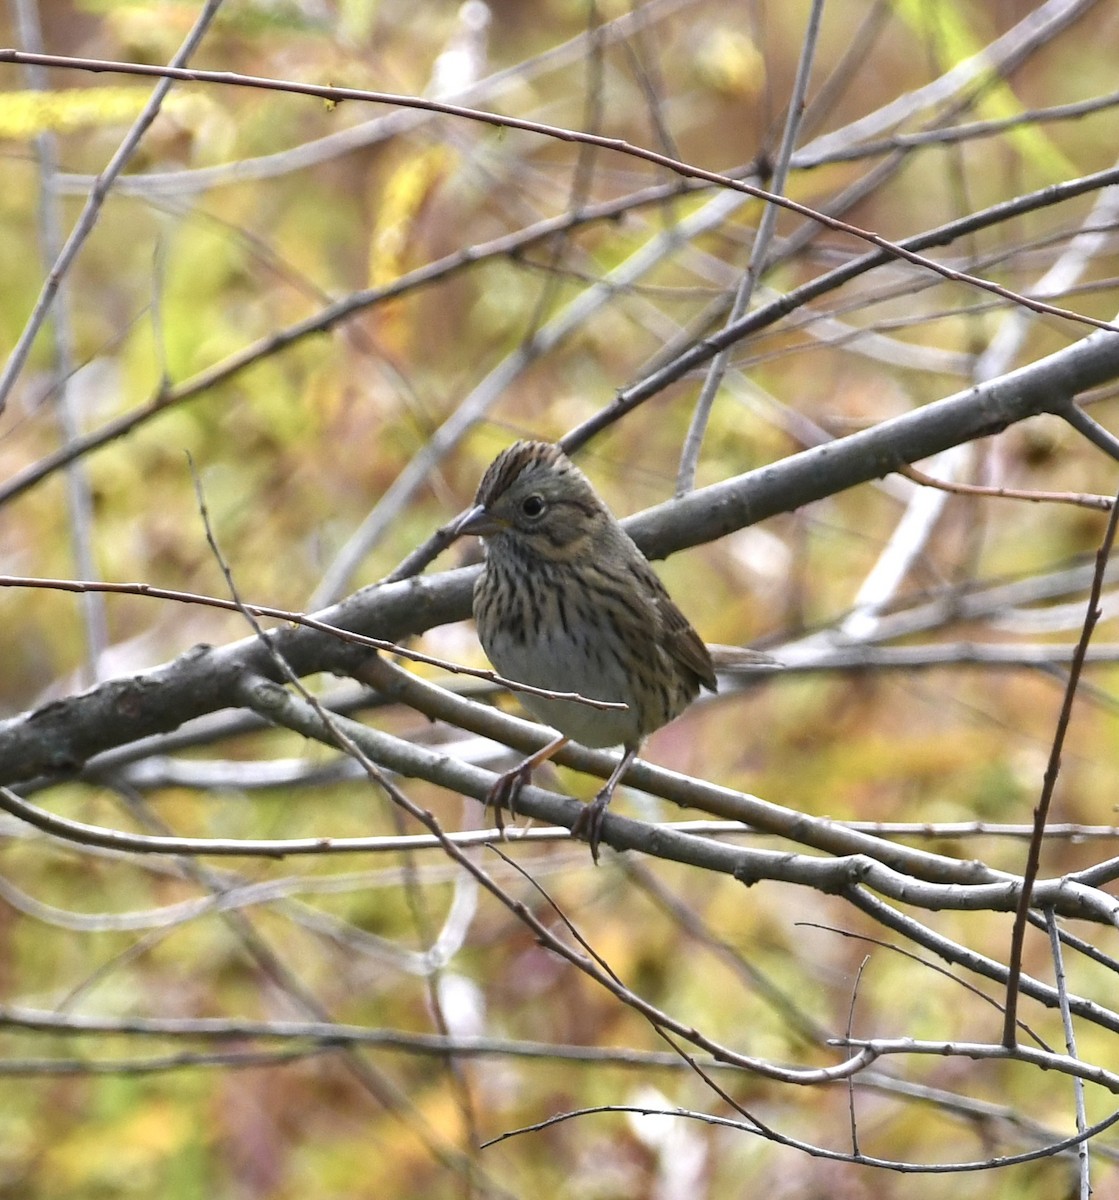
(1, 327), (1117, 783)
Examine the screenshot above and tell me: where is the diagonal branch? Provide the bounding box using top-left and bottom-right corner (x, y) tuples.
(0, 326), (1117, 784)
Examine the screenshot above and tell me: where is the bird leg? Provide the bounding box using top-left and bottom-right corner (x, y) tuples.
(571, 743), (640, 864)
(486, 734), (569, 833)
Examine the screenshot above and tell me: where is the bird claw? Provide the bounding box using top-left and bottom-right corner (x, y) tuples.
(485, 762), (532, 834)
(571, 792), (612, 865)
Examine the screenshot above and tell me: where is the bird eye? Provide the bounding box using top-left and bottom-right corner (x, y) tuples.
(520, 494), (546, 519)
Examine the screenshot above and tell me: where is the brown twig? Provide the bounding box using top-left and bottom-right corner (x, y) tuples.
(0, 51), (1115, 338)
(898, 463), (1113, 511)
(1001, 482), (1119, 1047)
(0, 573), (624, 713)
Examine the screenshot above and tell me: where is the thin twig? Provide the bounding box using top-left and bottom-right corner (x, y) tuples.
(845, 955), (871, 1157)
(1060, 400), (1119, 461)
(1001, 481), (1119, 1047)
(1045, 908), (1091, 1199)
(0, 8), (226, 410)
(0, 52), (1114, 337)
(897, 463), (1113, 511)
(801, 922), (1052, 1051)
(187, 460), (496, 1195)
(676, 0), (824, 494)
(12, 0), (108, 683)
(0, 573), (625, 712)
(488, 1095), (1119, 1172)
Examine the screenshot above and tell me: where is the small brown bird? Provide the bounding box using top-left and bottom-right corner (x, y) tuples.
(454, 440), (717, 861)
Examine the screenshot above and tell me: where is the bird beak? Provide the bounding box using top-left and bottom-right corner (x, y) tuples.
(453, 504), (506, 538)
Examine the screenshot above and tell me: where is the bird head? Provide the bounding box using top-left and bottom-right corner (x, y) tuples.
(453, 441), (610, 561)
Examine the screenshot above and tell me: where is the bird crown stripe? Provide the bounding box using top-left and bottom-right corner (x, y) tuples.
(479, 441), (572, 503)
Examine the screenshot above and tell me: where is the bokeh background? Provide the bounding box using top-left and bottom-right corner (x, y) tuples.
(3, 1), (1119, 1196)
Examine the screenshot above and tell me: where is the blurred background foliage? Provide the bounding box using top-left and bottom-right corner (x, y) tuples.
(2, 0), (1119, 1196)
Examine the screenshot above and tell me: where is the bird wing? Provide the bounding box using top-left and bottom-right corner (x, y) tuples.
(660, 594), (719, 693)
(634, 559), (717, 693)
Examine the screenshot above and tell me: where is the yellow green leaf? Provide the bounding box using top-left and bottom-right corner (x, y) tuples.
(0, 87), (192, 139)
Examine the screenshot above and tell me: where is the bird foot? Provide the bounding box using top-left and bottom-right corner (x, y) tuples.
(482, 735), (570, 838)
(571, 792), (612, 865)
(485, 761), (534, 835)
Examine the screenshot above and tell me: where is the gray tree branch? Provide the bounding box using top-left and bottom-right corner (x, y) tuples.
(1, 326), (1117, 785)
